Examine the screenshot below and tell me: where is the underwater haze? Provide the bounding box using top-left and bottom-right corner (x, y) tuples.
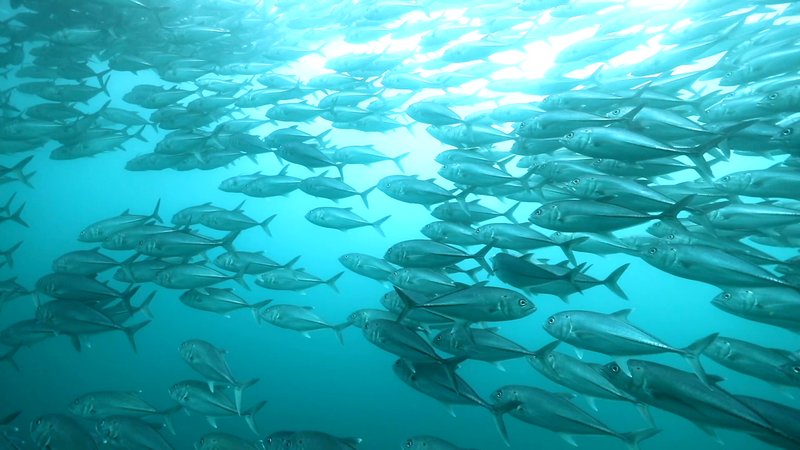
(1, 0), (800, 449)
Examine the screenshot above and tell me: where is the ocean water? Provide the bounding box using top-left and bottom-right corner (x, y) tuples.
(0, 0), (799, 449)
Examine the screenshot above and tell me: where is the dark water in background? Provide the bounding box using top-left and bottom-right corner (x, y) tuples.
(0, 1), (798, 449)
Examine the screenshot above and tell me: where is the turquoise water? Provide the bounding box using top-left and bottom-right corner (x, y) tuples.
(1, 0), (799, 449)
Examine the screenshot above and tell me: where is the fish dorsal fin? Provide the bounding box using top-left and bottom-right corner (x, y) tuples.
(556, 392), (576, 401)
(340, 437), (362, 449)
(707, 374), (725, 385)
(611, 309), (632, 321)
(302, 306), (314, 311)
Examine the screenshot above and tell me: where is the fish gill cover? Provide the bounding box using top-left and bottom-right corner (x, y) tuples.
(0, 0), (799, 449)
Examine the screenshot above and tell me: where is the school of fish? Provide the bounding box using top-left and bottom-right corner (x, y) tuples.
(1, 0), (800, 449)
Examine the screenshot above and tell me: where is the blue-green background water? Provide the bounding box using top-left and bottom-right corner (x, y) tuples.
(1, 0), (798, 449)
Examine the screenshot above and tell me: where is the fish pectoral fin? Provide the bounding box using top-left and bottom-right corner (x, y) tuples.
(692, 421), (723, 444)
(206, 415), (219, 428)
(557, 433), (578, 447)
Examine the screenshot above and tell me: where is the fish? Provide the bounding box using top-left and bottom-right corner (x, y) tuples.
(544, 309), (717, 383)
(168, 380), (265, 435)
(490, 384), (659, 449)
(179, 339), (259, 411)
(401, 435), (477, 450)
(96, 415), (174, 450)
(259, 304), (349, 343)
(30, 414), (98, 450)
(305, 207), (390, 236)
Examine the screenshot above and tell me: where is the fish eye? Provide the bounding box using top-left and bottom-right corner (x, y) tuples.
(266, 438), (272, 444)
(793, 365), (800, 374)
(547, 316), (555, 324)
(611, 364), (620, 373)
(724, 71), (732, 78)
(667, 234), (675, 240)
(518, 299), (527, 306)
(611, 108), (620, 115)
(720, 175), (730, 182)
(405, 439), (413, 448)
(769, 93), (778, 100)
(565, 132), (574, 139)
(35, 418), (42, 425)
(534, 208), (542, 216)
(571, 178), (580, 185)
(783, 128), (793, 136)
(495, 390), (503, 398)
(722, 292), (731, 300)
(648, 247), (657, 255)
(434, 335), (442, 341)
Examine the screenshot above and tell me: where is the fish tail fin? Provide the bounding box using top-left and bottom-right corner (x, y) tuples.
(158, 405), (182, 435)
(657, 194), (694, 222)
(331, 321), (350, 345)
(687, 153), (714, 182)
(9, 202), (28, 228)
(335, 163), (345, 180)
(123, 320), (151, 353)
(472, 245), (493, 274)
(0, 192), (15, 214)
(603, 263), (630, 300)
(315, 128), (332, 146)
(119, 284), (142, 315)
(11, 155), (34, 187)
(564, 262), (588, 294)
(464, 265), (481, 283)
(557, 236), (588, 266)
(259, 214), (276, 237)
(130, 124), (148, 143)
(503, 201), (520, 224)
(371, 215), (391, 237)
(393, 287), (421, 323)
(0, 347), (19, 371)
(392, 152), (410, 173)
(0, 240), (22, 268)
(150, 198), (163, 223)
(118, 252), (139, 285)
(681, 332), (718, 385)
(137, 290), (156, 319)
(243, 399), (267, 436)
(620, 428), (661, 450)
(283, 255), (301, 269)
(359, 185), (376, 208)
(234, 378), (260, 414)
(250, 299), (273, 323)
(325, 271), (344, 293)
(219, 231), (241, 254)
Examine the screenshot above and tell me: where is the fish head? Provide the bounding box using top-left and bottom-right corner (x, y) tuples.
(380, 291), (403, 313)
(179, 340), (198, 361)
(168, 383), (190, 404)
(154, 269), (172, 286)
(515, 117), (540, 137)
(543, 311), (571, 339)
(437, 164), (459, 180)
(529, 203), (560, 229)
(772, 126), (798, 143)
(77, 226), (101, 242)
(779, 362), (800, 383)
(264, 431), (294, 450)
(638, 242), (675, 266)
(474, 224), (496, 244)
(490, 385), (522, 408)
(512, 295), (536, 317)
(304, 209), (324, 224)
(347, 310), (370, 328)
(431, 328), (459, 352)
(213, 253), (237, 271)
(563, 176), (596, 197)
(757, 90), (781, 110)
(710, 289), (755, 313)
(383, 243), (406, 265)
(29, 415), (57, 441)
(598, 361), (635, 392)
(703, 336), (731, 360)
(713, 172), (749, 194)
(392, 358), (417, 383)
(67, 395), (96, 418)
(136, 237), (161, 254)
(95, 417), (119, 442)
(559, 128), (592, 151)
